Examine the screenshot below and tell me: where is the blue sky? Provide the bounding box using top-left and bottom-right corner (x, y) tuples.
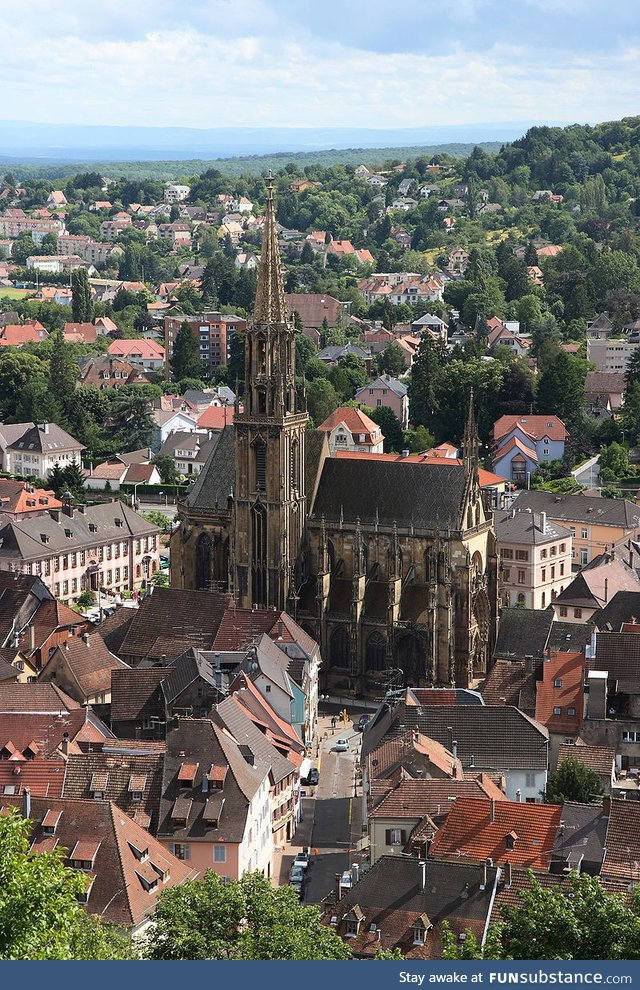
(1, 0), (638, 130)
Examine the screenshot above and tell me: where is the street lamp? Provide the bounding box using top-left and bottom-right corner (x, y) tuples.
(131, 482), (141, 511)
(158, 489), (168, 507)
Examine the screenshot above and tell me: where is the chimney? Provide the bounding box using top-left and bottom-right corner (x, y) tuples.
(41, 422), (50, 434)
(22, 787), (31, 819)
(489, 798), (496, 824)
(504, 861), (512, 888)
(419, 860), (426, 890)
(335, 872), (342, 901)
(604, 578), (608, 603)
(82, 632), (90, 644)
(481, 860), (488, 889)
(451, 739), (458, 760)
(602, 795), (611, 817)
(61, 732), (69, 757)
(540, 511), (546, 533)
(515, 788), (522, 803)
(401, 449), (410, 458)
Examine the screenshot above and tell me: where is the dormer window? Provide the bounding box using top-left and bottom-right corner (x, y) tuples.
(70, 840), (100, 870)
(128, 774), (147, 803)
(89, 771), (109, 799)
(77, 876), (95, 904)
(40, 534), (49, 544)
(42, 809), (62, 835)
(203, 793), (224, 828)
(506, 831), (518, 851)
(171, 796), (192, 826)
(128, 840), (149, 862)
(88, 523), (97, 533)
(177, 762), (197, 788)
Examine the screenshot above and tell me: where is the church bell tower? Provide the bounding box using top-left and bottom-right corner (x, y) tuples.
(232, 173), (308, 609)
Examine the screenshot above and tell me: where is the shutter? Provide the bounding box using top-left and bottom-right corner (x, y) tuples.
(184, 844), (190, 861)
(385, 829), (391, 845)
(400, 830), (407, 845)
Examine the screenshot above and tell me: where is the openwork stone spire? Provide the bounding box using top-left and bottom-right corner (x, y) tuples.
(463, 387), (479, 472)
(253, 171), (288, 324)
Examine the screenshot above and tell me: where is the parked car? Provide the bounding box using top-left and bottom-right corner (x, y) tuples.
(293, 851), (310, 872)
(307, 768), (320, 786)
(357, 714), (371, 732)
(334, 738), (350, 752)
(289, 864), (305, 886)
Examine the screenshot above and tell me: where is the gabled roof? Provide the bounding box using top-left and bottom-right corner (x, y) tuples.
(429, 797), (562, 869)
(196, 406), (235, 431)
(0, 682), (79, 713)
(117, 587), (232, 663)
(324, 856), (498, 959)
(495, 509), (571, 545)
(318, 406), (382, 441)
(110, 667), (169, 722)
(534, 651), (584, 735)
(602, 799), (640, 881)
(216, 695), (296, 786)
(8, 423), (83, 454)
(230, 674), (304, 756)
(592, 591), (640, 632)
(492, 435), (538, 463)
(511, 491), (640, 530)
(40, 633), (128, 701)
(0, 479), (61, 516)
(107, 338), (165, 359)
(0, 796), (192, 926)
(356, 374), (407, 398)
(555, 554), (640, 610)
(481, 660), (537, 715)
(556, 742), (615, 779)
(493, 607), (554, 661)
(590, 630), (640, 692)
(493, 415), (567, 443)
(370, 776), (506, 821)
(62, 750), (164, 832)
(0, 707), (112, 758)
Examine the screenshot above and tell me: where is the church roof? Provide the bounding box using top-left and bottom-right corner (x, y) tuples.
(185, 426), (234, 511)
(311, 458), (467, 530)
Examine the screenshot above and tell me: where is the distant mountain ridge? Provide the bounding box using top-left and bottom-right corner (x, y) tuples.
(0, 119), (562, 162)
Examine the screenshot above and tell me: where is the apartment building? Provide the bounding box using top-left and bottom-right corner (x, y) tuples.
(163, 313), (247, 377)
(496, 507), (572, 610)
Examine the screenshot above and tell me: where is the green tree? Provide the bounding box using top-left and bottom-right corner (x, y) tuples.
(48, 329), (79, 414)
(545, 758), (604, 804)
(108, 393), (155, 451)
(378, 342), (406, 377)
(71, 267), (94, 323)
(535, 348), (586, 428)
(408, 336), (446, 431)
(144, 870), (351, 960)
(0, 350), (49, 420)
(403, 425), (435, 452)
(152, 454), (180, 484)
(599, 442), (630, 482)
(170, 322), (203, 381)
(306, 379), (340, 426)
(369, 405), (404, 452)
(0, 807), (135, 960)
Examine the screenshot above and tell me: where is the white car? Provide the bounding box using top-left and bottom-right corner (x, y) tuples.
(334, 738), (350, 752)
(340, 871), (353, 889)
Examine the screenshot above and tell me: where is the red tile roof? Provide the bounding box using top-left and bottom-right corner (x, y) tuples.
(493, 415), (567, 443)
(602, 799), (640, 881)
(0, 479), (61, 517)
(318, 406), (382, 442)
(196, 406), (235, 430)
(332, 450), (505, 488)
(107, 339), (165, 360)
(534, 651), (584, 735)
(429, 797), (562, 870)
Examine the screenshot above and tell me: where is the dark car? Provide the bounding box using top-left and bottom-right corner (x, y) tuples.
(357, 714), (371, 732)
(307, 768), (320, 786)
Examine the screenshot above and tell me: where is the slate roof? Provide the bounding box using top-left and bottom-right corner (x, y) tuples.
(493, 607), (554, 661)
(593, 591), (640, 631)
(158, 718), (266, 844)
(556, 802), (608, 870)
(324, 856), (498, 959)
(97, 605), (136, 656)
(590, 631), (640, 692)
(185, 425), (235, 511)
(62, 751), (164, 832)
(429, 797), (562, 869)
(117, 587), (232, 663)
(511, 491), (640, 529)
(0, 502), (159, 562)
(555, 554), (640, 610)
(312, 459), (467, 529)
(8, 423), (83, 455)
(602, 799), (640, 881)
(0, 796), (192, 926)
(495, 509), (572, 545)
(161, 649), (226, 705)
(362, 703), (549, 772)
(546, 621), (593, 655)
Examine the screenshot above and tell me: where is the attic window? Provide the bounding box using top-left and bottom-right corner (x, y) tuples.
(77, 877), (95, 904)
(506, 831), (518, 851)
(42, 809), (62, 834)
(177, 762), (197, 788)
(115, 518), (124, 527)
(70, 840), (100, 870)
(345, 919), (360, 937)
(553, 678), (563, 688)
(64, 528), (72, 538)
(3, 784), (16, 795)
(40, 534), (49, 544)
(128, 840), (149, 862)
(89, 772), (109, 798)
(203, 794), (225, 827)
(88, 523), (97, 533)
(171, 796), (192, 825)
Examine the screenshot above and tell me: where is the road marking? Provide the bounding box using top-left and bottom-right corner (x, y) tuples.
(348, 798), (352, 825)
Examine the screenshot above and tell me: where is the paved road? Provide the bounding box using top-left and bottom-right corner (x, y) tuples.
(303, 732), (362, 905)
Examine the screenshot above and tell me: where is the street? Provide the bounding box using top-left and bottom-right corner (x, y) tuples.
(276, 717), (365, 906)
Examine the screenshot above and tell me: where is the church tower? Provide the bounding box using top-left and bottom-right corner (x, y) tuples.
(231, 173), (308, 609)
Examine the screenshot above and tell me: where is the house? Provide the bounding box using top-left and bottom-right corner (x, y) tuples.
(495, 508), (572, 610)
(80, 355), (151, 389)
(587, 313), (614, 339)
(429, 797), (562, 871)
(46, 190), (67, 208)
(0, 321), (49, 346)
(317, 407), (384, 455)
(322, 855), (499, 959)
(62, 746), (165, 831)
(492, 415), (568, 484)
(552, 552), (640, 624)
(164, 184), (190, 203)
(38, 631), (128, 706)
(107, 339), (165, 372)
(511, 491), (640, 571)
(487, 320), (532, 358)
(151, 408), (198, 450)
(85, 456), (160, 491)
(18, 597), (93, 671)
(163, 313), (246, 377)
(286, 292), (344, 341)
(534, 651), (585, 760)
(355, 375), (409, 429)
(0, 501), (161, 603)
(156, 717), (273, 879)
(1, 792), (192, 932)
(410, 312), (448, 342)
(0, 479), (61, 520)
(158, 429), (219, 477)
(585, 372), (626, 414)
(4, 422), (84, 478)
(217, 694), (300, 845)
(232, 633), (307, 742)
(368, 774), (506, 864)
(578, 629), (640, 770)
(160, 648), (230, 718)
(317, 342), (370, 367)
(62, 321), (97, 344)
(447, 248), (469, 274)
(109, 667), (170, 740)
(362, 701), (549, 802)
(556, 742), (616, 794)
(195, 406), (235, 432)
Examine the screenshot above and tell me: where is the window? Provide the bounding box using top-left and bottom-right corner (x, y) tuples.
(517, 593), (525, 604)
(553, 678), (563, 688)
(172, 844), (190, 861)
(623, 731), (640, 743)
(541, 592), (546, 608)
(550, 546), (556, 557)
(581, 528), (588, 539)
(515, 550), (528, 561)
(386, 828), (406, 846)
(567, 707), (577, 717)
(580, 550), (588, 566)
(540, 549), (547, 559)
(551, 566), (555, 580)
(574, 608), (582, 619)
(502, 549), (513, 560)
(560, 543), (566, 553)
(553, 706), (562, 716)
(503, 569), (510, 582)
(560, 562), (564, 576)
(525, 773), (536, 787)
(541, 568), (546, 582)
(518, 570), (526, 584)
(570, 527), (576, 536)
(213, 845), (226, 863)
(345, 920), (359, 937)
(412, 925), (427, 946)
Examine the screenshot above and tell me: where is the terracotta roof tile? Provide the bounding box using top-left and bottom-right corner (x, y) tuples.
(534, 651), (584, 735)
(602, 799), (640, 881)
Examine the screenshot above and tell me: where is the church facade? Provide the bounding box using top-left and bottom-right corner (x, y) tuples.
(170, 175), (498, 695)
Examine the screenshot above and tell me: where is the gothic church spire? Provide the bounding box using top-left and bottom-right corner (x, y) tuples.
(253, 171), (288, 325)
(463, 388), (480, 473)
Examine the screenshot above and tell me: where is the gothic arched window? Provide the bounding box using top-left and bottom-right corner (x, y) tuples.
(329, 627), (349, 668)
(254, 441), (266, 491)
(366, 632), (386, 671)
(251, 501), (268, 608)
(196, 532), (212, 590)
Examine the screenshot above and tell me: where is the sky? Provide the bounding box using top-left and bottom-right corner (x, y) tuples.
(1, 0), (639, 131)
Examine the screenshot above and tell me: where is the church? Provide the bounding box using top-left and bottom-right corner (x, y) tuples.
(170, 174), (499, 696)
